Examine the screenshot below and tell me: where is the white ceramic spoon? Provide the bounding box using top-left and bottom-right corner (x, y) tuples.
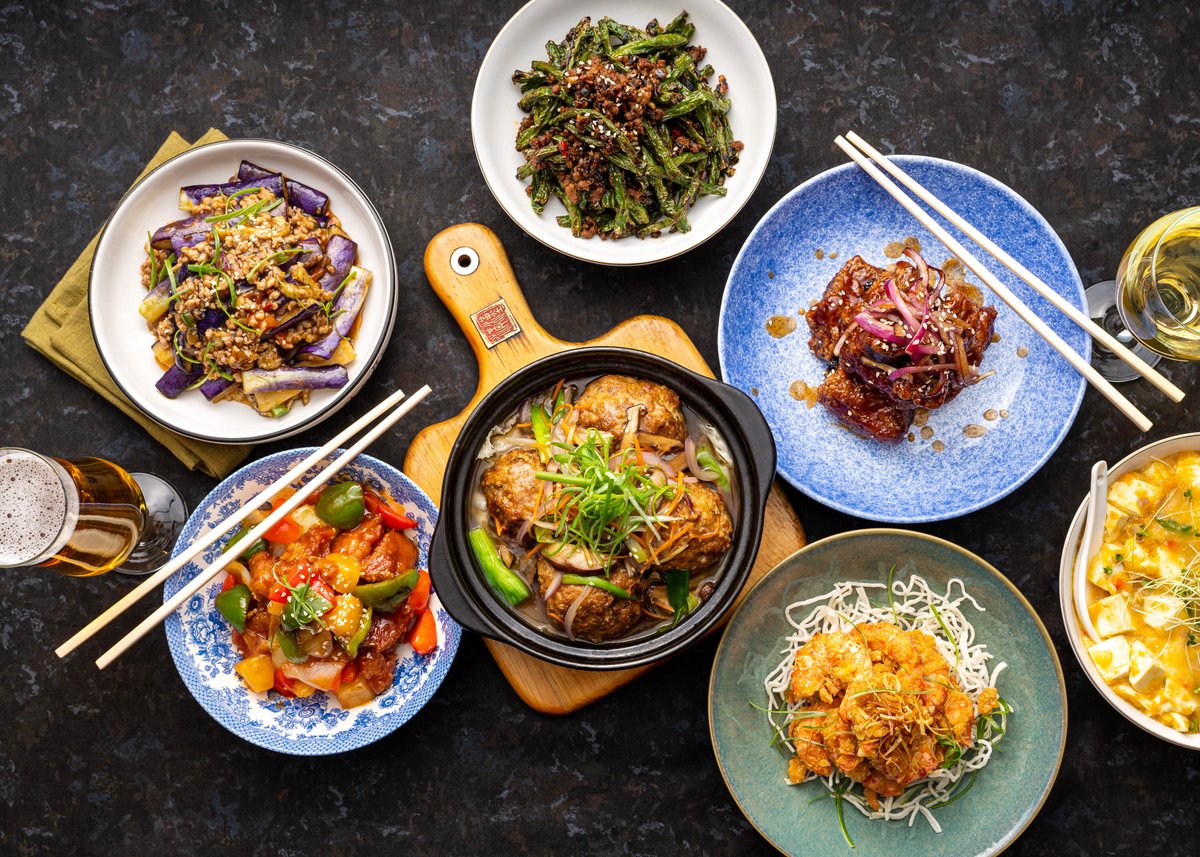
(1074, 460), (1108, 642)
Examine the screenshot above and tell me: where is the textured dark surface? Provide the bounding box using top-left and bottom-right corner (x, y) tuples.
(1, 1), (1198, 855)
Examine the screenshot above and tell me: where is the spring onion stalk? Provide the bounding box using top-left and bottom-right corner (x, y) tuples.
(469, 527), (532, 606)
(531, 402), (552, 463)
(560, 573), (634, 600)
(696, 446), (730, 492)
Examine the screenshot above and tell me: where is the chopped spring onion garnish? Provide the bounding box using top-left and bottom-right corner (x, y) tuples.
(246, 246), (306, 284)
(536, 429), (677, 569)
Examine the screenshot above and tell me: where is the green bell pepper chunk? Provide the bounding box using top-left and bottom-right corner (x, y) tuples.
(343, 605), (373, 658)
(315, 481), (366, 529)
(222, 525), (266, 560)
(275, 629), (307, 664)
(215, 583), (251, 633)
(468, 527), (532, 606)
(352, 569), (420, 608)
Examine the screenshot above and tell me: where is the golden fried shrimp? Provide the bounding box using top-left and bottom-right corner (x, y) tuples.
(789, 631), (871, 704)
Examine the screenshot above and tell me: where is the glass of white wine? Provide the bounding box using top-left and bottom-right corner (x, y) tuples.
(1088, 206), (1200, 382)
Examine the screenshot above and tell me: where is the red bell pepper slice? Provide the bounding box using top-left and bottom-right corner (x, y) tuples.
(220, 574), (239, 593)
(364, 491), (417, 530)
(265, 516), (302, 544)
(273, 667), (296, 697)
(408, 609), (437, 655)
(406, 570), (432, 613)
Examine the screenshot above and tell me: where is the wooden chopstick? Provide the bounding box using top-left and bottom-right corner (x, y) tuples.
(55, 385), (419, 658)
(844, 131), (1184, 403)
(833, 135), (1154, 433)
(94, 384), (431, 669)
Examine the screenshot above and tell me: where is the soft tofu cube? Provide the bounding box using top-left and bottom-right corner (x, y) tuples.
(1153, 546), (1187, 579)
(1128, 640), (1167, 694)
(1140, 592), (1186, 629)
(1172, 457), (1200, 491)
(1092, 593), (1134, 638)
(1161, 712), (1191, 733)
(1107, 478), (1163, 515)
(1122, 538), (1154, 575)
(1087, 636), (1131, 683)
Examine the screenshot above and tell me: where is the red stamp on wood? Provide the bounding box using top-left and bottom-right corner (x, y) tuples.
(471, 299), (521, 348)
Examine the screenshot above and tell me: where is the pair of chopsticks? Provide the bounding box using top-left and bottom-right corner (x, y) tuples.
(56, 384), (432, 669)
(835, 132), (1184, 432)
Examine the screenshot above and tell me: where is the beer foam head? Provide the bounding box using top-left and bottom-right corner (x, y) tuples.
(0, 450), (70, 566)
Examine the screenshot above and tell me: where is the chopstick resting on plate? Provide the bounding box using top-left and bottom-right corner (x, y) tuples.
(835, 134), (1156, 433)
(56, 385), (430, 667)
(843, 131), (1184, 404)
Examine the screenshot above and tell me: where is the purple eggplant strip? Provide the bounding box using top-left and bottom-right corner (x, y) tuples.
(317, 234), (357, 292)
(178, 174), (285, 211)
(236, 160), (278, 182)
(285, 178), (329, 217)
(150, 215), (209, 251)
(299, 267), (367, 360)
(199, 377), (234, 401)
(260, 305), (319, 342)
(155, 363), (202, 399)
(241, 364), (349, 395)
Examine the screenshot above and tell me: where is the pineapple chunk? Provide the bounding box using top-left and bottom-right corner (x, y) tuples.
(1087, 636), (1131, 683)
(1092, 593), (1134, 638)
(325, 594), (364, 638)
(1128, 640), (1167, 694)
(234, 654), (275, 693)
(1138, 591), (1185, 630)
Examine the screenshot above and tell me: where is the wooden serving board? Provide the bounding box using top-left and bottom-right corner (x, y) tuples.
(404, 223), (807, 714)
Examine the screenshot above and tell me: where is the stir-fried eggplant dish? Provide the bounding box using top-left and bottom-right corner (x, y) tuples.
(469, 375), (737, 642)
(138, 161), (371, 417)
(806, 249), (998, 441)
(214, 481), (438, 708)
(512, 12), (742, 240)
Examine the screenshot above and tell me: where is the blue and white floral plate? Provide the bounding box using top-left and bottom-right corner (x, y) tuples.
(719, 156), (1089, 522)
(164, 449), (461, 754)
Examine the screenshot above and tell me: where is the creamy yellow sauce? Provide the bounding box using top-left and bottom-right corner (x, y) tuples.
(1086, 451), (1200, 733)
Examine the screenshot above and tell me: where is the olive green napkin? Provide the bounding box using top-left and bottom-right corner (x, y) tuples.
(22, 128), (252, 479)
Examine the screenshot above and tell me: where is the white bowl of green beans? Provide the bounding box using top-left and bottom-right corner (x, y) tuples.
(472, 0), (777, 266)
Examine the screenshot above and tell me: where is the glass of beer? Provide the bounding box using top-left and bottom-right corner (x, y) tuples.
(0, 448), (186, 577)
(1088, 206), (1200, 381)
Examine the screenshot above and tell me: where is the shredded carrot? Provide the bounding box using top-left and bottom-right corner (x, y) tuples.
(525, 542), (545, 559)
(492, 515), (504, 537)
(648, 521), (693, 564)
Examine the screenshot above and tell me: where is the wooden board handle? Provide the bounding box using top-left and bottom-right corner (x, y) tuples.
(424, 223), (562, 393)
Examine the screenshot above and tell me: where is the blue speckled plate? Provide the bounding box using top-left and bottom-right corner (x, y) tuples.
(164, 449), (462, 755)
(710, 530), (1067, 857)
(719, 157), (1089, 522)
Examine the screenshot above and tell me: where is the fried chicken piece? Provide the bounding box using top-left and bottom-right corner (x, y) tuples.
(805, 256), (882, 361)
(816, 365), (912, 442)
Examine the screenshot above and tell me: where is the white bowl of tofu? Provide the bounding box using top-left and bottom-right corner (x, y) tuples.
(1060, 432), (1200, 749)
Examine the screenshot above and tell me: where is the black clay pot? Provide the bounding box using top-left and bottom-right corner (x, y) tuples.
(428, 347), (776, 670)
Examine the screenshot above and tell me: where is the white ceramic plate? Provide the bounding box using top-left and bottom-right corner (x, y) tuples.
(1059, 432), (1200, 750)
(89, 138), (397, 444)
(472, 0), (776, 266)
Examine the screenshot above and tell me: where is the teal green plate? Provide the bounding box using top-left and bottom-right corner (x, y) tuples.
(709, 530), (1066, 857)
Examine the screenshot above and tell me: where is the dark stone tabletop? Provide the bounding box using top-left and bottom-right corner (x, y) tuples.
(2, 1), (1198, 854)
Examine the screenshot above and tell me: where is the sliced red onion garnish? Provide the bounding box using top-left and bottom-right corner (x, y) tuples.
(904, 247), (929, 285)
(563, 588), (588, 640)
(544, 570), (563, 601)
(885, 279), (921, 335)
(887, 362), (957, 380)
(515, 517), (534, 544)
(640, 451), (678, 479)
(853, 311), (906, 343)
